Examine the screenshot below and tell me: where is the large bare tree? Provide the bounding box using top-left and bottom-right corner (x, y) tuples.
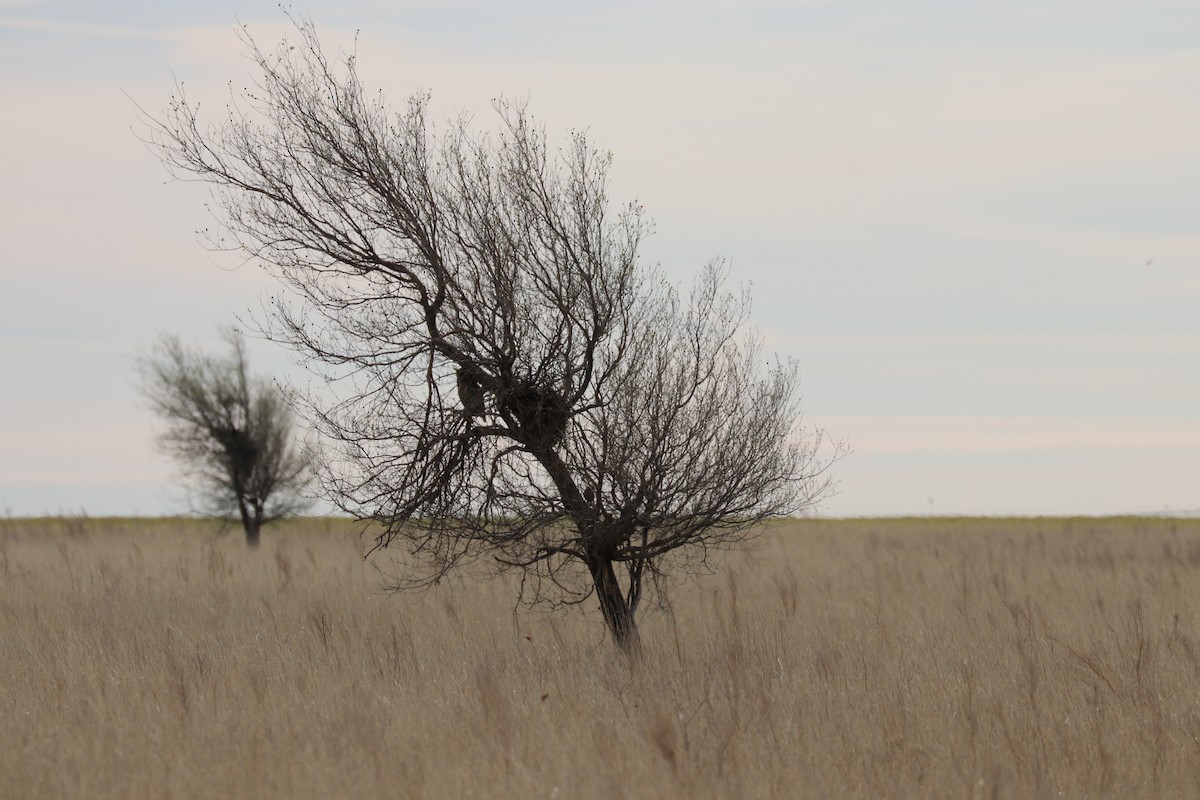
(137, 328), (313, 547)
(143, 18), (839, 649)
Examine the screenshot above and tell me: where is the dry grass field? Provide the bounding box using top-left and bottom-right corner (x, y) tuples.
(3, 515), (1200, 799)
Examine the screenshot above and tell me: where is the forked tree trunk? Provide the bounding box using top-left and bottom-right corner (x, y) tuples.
(530, 449), (640, 652)
(588, 555), (640, 654)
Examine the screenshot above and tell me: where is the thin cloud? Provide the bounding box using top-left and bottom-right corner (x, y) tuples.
(774, 332), (1200, 358)
(822, 415), (1200, 456)
(0, 15), (172, 39)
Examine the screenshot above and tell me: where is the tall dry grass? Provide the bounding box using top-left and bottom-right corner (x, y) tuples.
(3, 515), (1200, 798)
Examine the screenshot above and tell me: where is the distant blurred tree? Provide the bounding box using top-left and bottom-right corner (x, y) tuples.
(141, 16), (841, 650)
(137, 329), (313, 547)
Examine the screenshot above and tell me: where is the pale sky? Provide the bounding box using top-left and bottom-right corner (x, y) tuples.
(2, 1), (1198, 517)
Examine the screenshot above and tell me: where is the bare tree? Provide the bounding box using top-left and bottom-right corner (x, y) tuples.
(137, 328), (313, 547)
(142, 18), (840, 650)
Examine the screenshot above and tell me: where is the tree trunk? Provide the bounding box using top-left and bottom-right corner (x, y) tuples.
(243, 519), (262, 548)
(528, 447), (639, 652)
(237, 498), (262, 548)
(588, 555), (640, 654)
